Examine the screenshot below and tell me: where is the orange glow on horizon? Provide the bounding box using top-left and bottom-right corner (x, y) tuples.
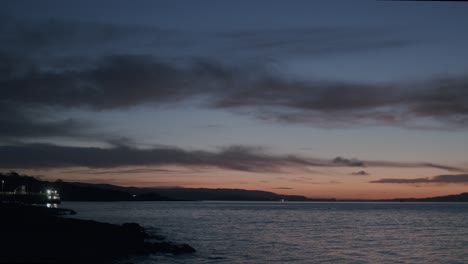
(16, 165), (468, 200)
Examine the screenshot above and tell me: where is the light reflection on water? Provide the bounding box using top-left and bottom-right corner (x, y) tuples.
(46, 203), (58, 208)
(63, 202), (468, 263)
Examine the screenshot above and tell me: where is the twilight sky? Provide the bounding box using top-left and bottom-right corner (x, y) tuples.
(1, 0), (468, 199)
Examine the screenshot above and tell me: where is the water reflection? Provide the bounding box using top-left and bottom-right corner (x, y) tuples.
(65, 201), (468, 264)
(46, 203), (58, 208)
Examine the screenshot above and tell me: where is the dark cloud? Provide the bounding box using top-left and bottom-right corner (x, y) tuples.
(220, 76), (468, 129)
(363, 161), (466, 173)
(219, 27), (412, 59)
(370, 174), (468, 184)
(350, 171), (370, 176)
(0, 143), (324, 172)
(64, 168), (194, 175)
(421, 163), (467, 172)
(0, 53), (248, 117)
(332, 157), (466, 172)
(333, 157), (365, 167)
(3, 52), (468, 137)
(0, 17), (165, 56)
(0, 54), (236, 140)
(0, 17), (466, 137)
(0, 117), (86, 138)
(0, 17), (412, 60)
(0, 104), (90, 139)
(0, 143), (463, 174)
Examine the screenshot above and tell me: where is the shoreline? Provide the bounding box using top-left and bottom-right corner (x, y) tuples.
(0, 203), (195, 263)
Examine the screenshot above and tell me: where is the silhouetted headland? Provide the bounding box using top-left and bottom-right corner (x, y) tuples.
(0, 172), (335, 201)
(0, 203), (195, 263)
(383, 192), (468, 202)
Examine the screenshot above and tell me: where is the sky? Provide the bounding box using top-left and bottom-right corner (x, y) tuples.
(1, 0), (468, 199)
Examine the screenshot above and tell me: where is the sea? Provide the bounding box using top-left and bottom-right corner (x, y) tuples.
(63, 201), (468, 264)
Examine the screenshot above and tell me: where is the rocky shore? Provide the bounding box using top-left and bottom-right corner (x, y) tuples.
(0, 203), (195, 263)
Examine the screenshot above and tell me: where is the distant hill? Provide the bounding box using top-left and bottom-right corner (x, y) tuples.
(131, 187), (331, 201)
(389, 193), (468, 202)
(0, 172), (332, 201)
(84, 184), (332, 201)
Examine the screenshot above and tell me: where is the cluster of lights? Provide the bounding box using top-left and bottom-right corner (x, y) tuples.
(46, 189), (60, 200)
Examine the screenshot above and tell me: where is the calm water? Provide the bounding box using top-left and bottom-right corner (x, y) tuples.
(63, 201), (468, 263)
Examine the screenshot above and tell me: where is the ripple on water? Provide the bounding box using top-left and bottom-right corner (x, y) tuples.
(64, 202), (468, 264)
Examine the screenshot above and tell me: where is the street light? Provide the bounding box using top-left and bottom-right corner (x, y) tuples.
(1, 179), (4, 193)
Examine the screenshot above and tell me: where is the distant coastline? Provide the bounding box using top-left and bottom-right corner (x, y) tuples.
(0, 172), (334, 202)
(1, 172), (467, 203)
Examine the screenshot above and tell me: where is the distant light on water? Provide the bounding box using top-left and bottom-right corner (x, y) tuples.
(46, 203), (58, 208)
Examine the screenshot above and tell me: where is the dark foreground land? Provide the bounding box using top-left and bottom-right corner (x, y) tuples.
(0, 203), (195, 263)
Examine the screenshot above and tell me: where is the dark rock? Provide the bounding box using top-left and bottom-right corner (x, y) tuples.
(174, 243), (197, 254)
(122, 222), (145, 233)
(0, 203), (196, 263)
(147, 242), (196, 254)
